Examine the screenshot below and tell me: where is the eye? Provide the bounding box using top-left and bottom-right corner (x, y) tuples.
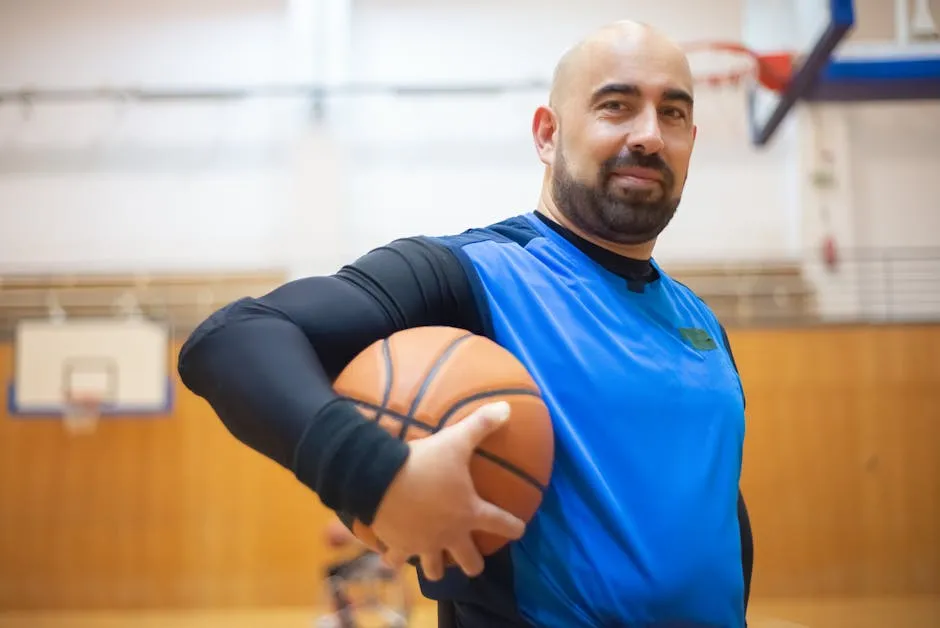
(601, 101), (625, 111)
(660, 106), (687, 120)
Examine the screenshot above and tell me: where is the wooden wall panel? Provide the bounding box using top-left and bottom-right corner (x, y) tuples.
(0, 343), (356, 611)
(0, 325), (938, 611)
(730, 325), (940, 598)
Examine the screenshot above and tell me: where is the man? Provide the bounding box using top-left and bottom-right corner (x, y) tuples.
(179, 20), (753, 628)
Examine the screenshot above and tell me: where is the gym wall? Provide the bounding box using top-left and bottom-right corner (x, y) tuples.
(2, 0), (938, 281)
(1, 0), (939, 619)
(1, 324), (938, 611)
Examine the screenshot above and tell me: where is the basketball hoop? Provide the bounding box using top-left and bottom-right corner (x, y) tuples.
(62, 394), (102, 435)
(683, 41), (794, 93)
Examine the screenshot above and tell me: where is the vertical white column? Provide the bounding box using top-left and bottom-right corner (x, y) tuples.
(284, 0), (354, 279)
(741, 0), (806, 263)
(897, 0), (912, 46)
(797, 104), (864, 321)
(321, 0), (352, 86)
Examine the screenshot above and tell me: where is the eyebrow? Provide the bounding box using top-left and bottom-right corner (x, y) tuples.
(589, 83), (694, 108)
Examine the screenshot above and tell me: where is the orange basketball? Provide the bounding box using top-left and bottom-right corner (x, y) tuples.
(333, 326), (554, 557)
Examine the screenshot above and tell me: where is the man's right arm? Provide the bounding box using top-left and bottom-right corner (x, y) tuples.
(177, 236), (484, 527)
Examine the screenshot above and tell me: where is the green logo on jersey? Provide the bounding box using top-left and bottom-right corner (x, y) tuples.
(679, 327), (718, 351)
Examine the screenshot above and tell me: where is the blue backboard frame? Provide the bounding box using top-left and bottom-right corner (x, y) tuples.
(6, 378), (175, 418)
(750, 0), (940, 146)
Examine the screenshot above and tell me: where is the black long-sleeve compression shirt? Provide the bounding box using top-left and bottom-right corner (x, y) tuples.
(177, 213), (658, 524)
(177, 235), (486, 524)
(177, 212), (753, 611)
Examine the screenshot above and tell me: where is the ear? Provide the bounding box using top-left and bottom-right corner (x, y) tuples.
(532, 105), (558, 167)
(692, 124), (698, 142)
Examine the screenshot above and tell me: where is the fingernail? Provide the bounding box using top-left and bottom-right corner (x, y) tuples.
(482, 401), (511, 421)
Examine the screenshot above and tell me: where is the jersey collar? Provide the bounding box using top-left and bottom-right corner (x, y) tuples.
(532, 211), (660, 292)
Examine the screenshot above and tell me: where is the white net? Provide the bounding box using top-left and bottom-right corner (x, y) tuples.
(683, 43), (762, 146)
(62, 395), (102, 435)
(684, 43), (760, 89)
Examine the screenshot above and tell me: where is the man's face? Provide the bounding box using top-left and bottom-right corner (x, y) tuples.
(549, 38), (697, 245)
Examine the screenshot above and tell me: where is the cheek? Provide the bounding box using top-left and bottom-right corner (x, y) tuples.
(576, 131), (627, 180)
(590, 123), (631, 157)
(664, 137), (695, 181)
(560, 143), (605, 183)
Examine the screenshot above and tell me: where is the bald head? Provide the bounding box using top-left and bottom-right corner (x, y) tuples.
(532, 20), (699, 254)
(549, 21), (693, 113)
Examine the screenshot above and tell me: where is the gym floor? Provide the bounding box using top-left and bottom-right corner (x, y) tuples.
(1, 597), (939, 628)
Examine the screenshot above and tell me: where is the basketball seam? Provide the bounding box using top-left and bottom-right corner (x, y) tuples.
(472, 447), (547, 493)
(372, 338), (396, 435)
(346, 388), (540, 435)
(347, 399), (433, 436)
(345, 390), (548, 493)
(435, 388), (541, 430)
(401, 332), (474, 438)
(380, 338), (393, 408)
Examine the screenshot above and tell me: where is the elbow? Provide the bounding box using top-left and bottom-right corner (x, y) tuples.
(177, 298), (237, 395)
(177, 296), (276, 395)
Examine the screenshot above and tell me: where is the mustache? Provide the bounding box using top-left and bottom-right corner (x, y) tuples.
(602, 152), (673, 181)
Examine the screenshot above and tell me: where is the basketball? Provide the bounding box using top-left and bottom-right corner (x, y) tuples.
(333, 326), (555, 557)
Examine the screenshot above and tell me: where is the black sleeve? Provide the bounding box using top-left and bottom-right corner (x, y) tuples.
(738, 491), (753, 611)
(177, 236), (484, 525)
(718, 324), (754, 613)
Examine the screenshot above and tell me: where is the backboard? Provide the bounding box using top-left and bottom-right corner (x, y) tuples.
(8, 317), (173, 427)
(744, 0), (940, 146)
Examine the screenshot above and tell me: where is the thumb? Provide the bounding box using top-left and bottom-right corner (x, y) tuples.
(446, 400), (511, 449)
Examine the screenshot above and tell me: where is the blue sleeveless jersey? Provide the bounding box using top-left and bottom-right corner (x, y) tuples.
(428, 213), (747, 628)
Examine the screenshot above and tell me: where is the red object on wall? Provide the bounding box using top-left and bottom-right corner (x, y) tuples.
(822, 235), (839, 272)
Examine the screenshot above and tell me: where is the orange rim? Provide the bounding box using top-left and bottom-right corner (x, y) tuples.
(683, 41), (794, 92)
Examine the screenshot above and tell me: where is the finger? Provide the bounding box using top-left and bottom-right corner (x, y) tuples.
(472, 499), (526, 540)
(447, 536), (485, 578)
(381, 548), (407, 570)
(420, 551), (446, 581)
(445, 401), (511, 449)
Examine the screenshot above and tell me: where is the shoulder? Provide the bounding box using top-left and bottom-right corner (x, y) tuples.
(657, 268), (745, 407)
(429, 213), (544, 252)
(425, 214), (549, 286)
(656, 266), (734, 342)
(656, 265), (743, 370)
(351, 214), (540, 268)
(334, 214), (538, 340)
(655, 263), (719, 321)
(343, 214), (540, 284)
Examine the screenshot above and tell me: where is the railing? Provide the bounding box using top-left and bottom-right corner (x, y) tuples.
(0, 270), (287, 339)
(655, 246), (940, 327)
(797, 246), (940, 326)
(0, 247), (937, 336)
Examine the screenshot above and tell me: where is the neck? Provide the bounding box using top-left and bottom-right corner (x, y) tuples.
(536, 184), (656, 261)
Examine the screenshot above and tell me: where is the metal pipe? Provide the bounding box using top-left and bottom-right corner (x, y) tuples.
(0, 80), (551, 104)
(897, 0), (911, 46)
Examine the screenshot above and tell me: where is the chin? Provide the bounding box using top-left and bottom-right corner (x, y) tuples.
(608, 187), (666, 204)
(603, 228), (662, 246)
(598, 207), (677, 244)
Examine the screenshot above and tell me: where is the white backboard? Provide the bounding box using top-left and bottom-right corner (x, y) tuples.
(10, 317), (171, 416)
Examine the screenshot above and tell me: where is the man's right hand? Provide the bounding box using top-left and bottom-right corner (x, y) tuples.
(370, 401), (526, 581)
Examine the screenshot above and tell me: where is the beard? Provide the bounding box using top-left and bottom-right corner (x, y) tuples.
(551, 148), (681, 246)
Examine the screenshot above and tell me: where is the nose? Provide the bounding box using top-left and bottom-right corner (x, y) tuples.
(626, 105), (665, 155)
